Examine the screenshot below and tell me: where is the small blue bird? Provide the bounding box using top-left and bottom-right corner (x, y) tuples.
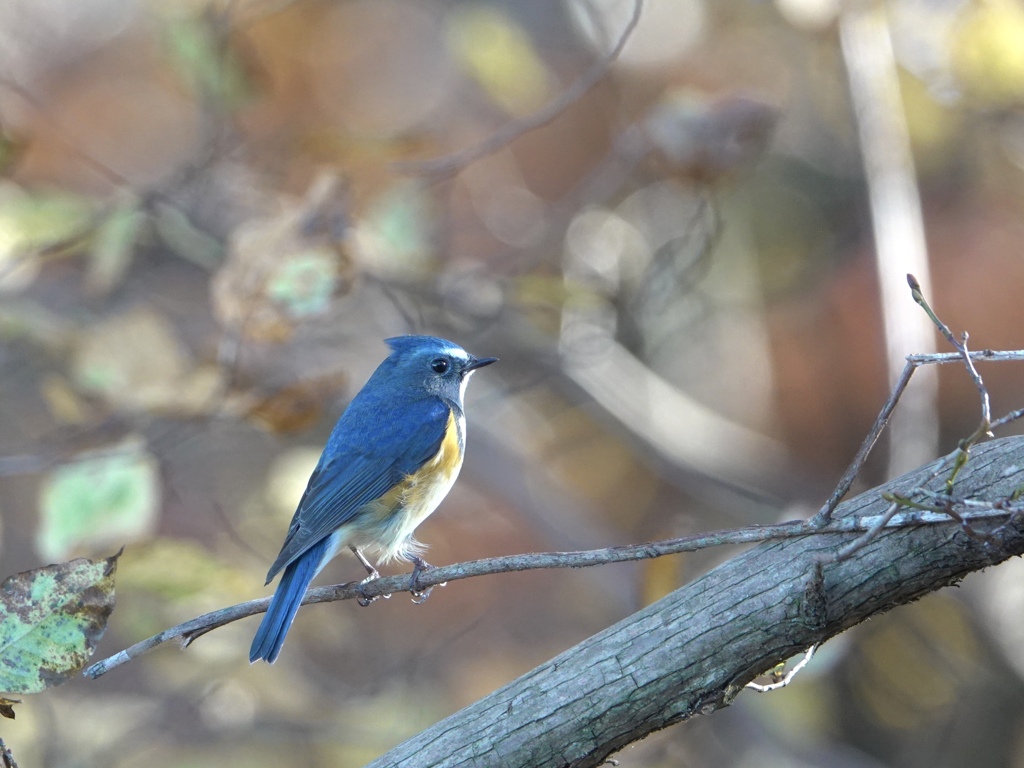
(250, 335), (497, 664)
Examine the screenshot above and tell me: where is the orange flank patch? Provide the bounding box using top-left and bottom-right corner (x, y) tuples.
(400, 409), (463, 524)
(369, 409), (463, 528)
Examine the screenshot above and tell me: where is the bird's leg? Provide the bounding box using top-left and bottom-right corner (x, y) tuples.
(351, 546), (379, 579)
(409, 555), (446, 604)
(352, 546), (390, 606)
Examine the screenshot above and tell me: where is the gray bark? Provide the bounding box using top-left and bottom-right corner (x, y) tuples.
(367, 436), (1024, 768)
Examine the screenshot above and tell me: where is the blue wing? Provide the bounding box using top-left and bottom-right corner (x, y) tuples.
(263, 395), (451, 583)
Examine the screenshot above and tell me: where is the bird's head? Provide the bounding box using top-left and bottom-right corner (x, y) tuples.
(383, 336), (497, 405)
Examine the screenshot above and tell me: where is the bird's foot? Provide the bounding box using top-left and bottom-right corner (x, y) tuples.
(409, 556), (446, 604)
(356, 571), (392, 607)
(353, 546), (390, 606)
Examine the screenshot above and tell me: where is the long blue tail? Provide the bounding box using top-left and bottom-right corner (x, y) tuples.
(250, 537), (331, 664)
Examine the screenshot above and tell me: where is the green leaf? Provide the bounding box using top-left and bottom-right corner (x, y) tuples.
(0, 182), (94, 292)
(152, 202), (223, 269)
(267, 248), (339, 318)
(37, 443), (160, 562)
(356, 183), (435, 276)
(0, 184), (94, 249)
(164, 13), (251, 110)
(0, 553), (118, 694)
(87, 202), (144, 295)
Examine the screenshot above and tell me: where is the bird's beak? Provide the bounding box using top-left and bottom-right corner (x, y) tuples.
(464, 356), (498, 372)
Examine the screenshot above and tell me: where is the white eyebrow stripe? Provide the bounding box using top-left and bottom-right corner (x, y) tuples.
(439, 347), (469, 360)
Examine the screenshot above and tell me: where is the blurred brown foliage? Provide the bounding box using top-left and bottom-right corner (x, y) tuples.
(2, 0), (1024, 766)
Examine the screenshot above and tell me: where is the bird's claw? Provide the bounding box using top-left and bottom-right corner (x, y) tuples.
(409, 557), (445, 604)
(352, 546), (389, 606)
(357, 571), (391, 607)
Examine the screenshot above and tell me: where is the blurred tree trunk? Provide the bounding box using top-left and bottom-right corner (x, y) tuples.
(367, 436), (1024, 768)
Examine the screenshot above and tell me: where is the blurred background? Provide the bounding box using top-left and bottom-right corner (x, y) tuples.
(2, 0), (1024, 765)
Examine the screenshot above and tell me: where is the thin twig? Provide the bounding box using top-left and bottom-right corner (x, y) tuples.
(812, 360), (915, 526)
(906, 350), (1024, 365)
(814, 278), (1008, 556)
(83, 501), (1024, 679)
(908, 274), (991, 435)
(898, 489), (994, 543)
(811, 332), (1024, 526)
(829, 502), (902, 563)
(908, 273), (993, 492)
(992, 406), (1024, 431)
(393, 0), (644, 178)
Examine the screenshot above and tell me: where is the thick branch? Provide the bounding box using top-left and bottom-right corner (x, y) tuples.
(366, 436), (1024, 768)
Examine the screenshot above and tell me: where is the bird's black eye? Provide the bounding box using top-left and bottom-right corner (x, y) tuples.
(430, 358), (450, 374)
